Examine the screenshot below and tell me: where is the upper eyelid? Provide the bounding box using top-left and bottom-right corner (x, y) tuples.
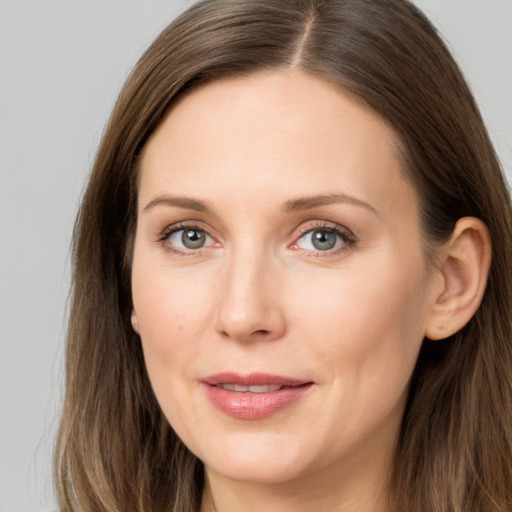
(294, 221), (355, 239)
(160, 220), (216, 237)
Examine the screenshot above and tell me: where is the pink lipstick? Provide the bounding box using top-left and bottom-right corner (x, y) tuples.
(202, 372), (313, 420)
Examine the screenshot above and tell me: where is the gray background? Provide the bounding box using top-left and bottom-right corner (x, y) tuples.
(1, 1), (510, 510)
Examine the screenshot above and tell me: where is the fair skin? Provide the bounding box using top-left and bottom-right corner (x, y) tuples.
(130, 69), (491, 511)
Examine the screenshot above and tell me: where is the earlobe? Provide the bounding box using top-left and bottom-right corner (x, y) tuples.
(131, 310), (140, 334)
(425, 217), (491, 340)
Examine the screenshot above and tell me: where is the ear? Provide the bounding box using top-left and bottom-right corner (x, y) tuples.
(425, 217), (491, 340)
(131, 309), (140, 334)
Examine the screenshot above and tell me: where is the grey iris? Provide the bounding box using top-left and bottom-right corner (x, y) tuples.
(312, 230), (337, 250)
(182, 229), (206, 249)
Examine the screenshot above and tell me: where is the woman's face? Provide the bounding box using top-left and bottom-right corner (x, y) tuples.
(131, 70), (440, 486)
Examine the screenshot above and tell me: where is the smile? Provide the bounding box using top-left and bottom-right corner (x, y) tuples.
(215, 384), (283, 393)
(202, 373), (313, 420)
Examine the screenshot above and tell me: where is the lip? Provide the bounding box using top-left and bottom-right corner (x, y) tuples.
(202, 372), (313, 420)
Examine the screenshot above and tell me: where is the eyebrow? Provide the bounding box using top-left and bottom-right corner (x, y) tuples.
(143, 192), (379, 216)
(282, 193), (379, 216)
(143, 196), (212, 214)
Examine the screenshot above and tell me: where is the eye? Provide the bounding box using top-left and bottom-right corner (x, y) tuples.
(293, 225), (354, 253)
(165, 227), (215, 251)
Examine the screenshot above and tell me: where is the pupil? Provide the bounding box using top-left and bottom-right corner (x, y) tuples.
(312, 230), (336, 250)
(182, 229), (206, 249)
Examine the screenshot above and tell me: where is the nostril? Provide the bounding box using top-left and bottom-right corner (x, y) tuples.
(219, 328), (274, 342)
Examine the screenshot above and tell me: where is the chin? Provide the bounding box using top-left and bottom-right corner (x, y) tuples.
(206, 456), (307, 485)
(193, 430), (315, 484)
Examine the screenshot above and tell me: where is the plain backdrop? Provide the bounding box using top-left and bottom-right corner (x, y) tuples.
(0, 1), (511, 510)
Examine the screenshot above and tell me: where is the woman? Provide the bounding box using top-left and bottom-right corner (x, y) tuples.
(54, 0), (512, 510)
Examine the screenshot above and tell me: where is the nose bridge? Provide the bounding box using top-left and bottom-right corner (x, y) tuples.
(216, 238), (285, 342)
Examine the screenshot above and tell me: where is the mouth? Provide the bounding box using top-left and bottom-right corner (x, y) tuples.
(214, 383), (285, 393)
(202, 372), (313, 420)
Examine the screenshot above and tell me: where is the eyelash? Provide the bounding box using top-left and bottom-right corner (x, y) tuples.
(156, 221), (215, 256)
(156, 221), (357, 257)
(292, 222), (357, 257)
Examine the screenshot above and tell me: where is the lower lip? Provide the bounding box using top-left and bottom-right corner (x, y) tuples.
(202, 383), (313, 420)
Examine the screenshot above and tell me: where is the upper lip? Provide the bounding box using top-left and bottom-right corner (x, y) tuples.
(202, 372), (310, 387)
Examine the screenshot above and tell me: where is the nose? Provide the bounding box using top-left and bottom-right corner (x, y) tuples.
(215, 248), (286, 343)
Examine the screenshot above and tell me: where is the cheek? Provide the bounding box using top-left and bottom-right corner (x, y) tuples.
(288, 256), (430, 382)
(131, 260), (215, 373)
(284, 260), (429, 456)
(131, 267), (217, 432)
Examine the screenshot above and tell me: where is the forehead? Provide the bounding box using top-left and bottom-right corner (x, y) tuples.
(139, 69), (416, 221)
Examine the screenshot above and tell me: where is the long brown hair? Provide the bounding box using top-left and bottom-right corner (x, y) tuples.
(55, 1), (512, 510)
